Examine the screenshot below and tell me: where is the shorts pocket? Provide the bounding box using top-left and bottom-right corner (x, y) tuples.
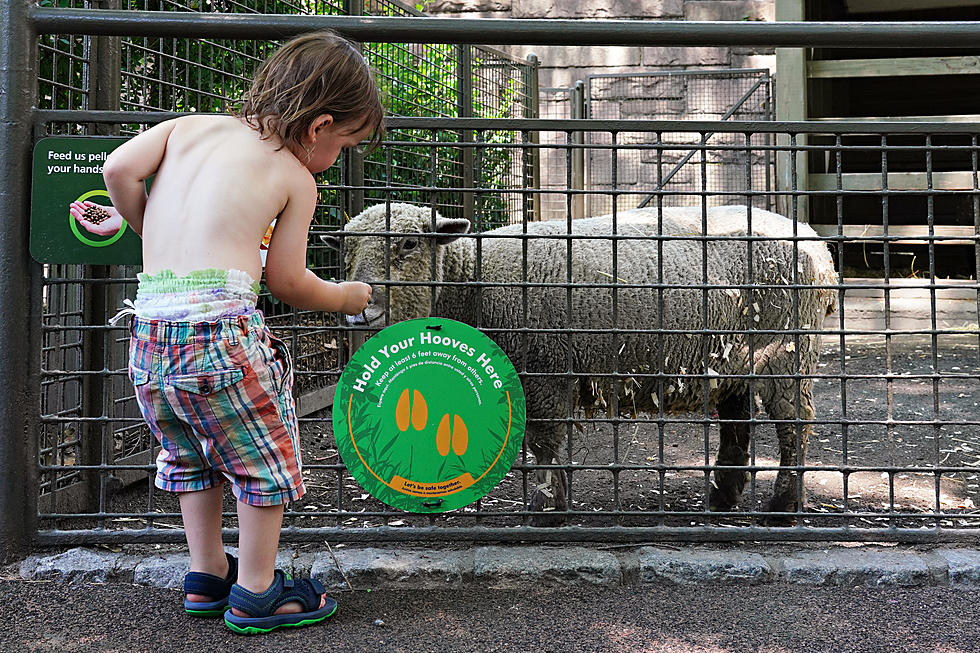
(170, 368), (245, 396)
(266, 334), (293, 395)
(130, 368), (150, 387)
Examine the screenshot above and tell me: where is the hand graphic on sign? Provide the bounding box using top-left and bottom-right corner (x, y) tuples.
(69, 200), (124, 237)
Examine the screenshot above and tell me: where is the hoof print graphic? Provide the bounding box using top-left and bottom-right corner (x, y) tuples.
(451, 415), (468, 455)
(396, 388), (428, 432)
(436, 413), (469, 457)
(411, 389), (427, 430)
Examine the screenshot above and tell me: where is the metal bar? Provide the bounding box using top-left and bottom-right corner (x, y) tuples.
(524, 53), (540, 221)
(35, 111), (980, 134)
(0, 0), (40, 561)
(81, 3), (124, 515)
(457, 44), (474, 222)
(570, 80), (585, 220)
(587, 68), (773, 79)
(28, 10), (980, 47)
(637, 75), (768, 208)
(33, 460), (980, 473)
(343, 0), (366, 218)
(35, 525), (980, 545)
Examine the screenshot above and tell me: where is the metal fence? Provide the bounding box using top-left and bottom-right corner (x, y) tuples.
(585, 69), (775, 216)
(6, 9), (980, 553)
(30, 0), (534, 533)
(537, 83), (585, 222)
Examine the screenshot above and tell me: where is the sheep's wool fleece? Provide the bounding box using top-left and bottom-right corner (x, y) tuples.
(457, 206), (835, 414)
(350, 204), (837, 416)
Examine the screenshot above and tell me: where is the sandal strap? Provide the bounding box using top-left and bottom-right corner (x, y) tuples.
(229, 570), (325, 618)
(184, 552), (238, 597)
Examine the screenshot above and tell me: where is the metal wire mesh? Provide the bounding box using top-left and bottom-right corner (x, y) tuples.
(37, 0), (91, 127)
(30, 16), (980, 544)
(34, 115), (980, 543)
(586, 70), (775, 217)
(360, 0), (535, 227)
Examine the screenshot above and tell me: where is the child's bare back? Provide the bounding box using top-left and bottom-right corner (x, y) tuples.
(137, 114), (305, 281)
(104, 104), (376, 313)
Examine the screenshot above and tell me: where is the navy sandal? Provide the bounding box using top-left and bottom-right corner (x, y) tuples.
(224, 569), (337, 635)
(183, 552), (238, 617)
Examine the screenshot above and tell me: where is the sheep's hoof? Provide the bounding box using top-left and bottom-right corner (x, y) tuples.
(760, 512), (797, 527)
(528, 491), (566, 527)
(761, 495), (801, 526)
(708, 485), (739, 513)
(708, 469), (749, 512)
(529, 511), (567, 527)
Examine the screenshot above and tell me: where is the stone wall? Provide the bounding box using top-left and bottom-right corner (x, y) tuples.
(425, 0), (776, 89)
(424, 0), (778, 220)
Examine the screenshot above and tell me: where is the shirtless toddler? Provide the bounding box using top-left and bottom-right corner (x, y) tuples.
(102, 30), (382, 634)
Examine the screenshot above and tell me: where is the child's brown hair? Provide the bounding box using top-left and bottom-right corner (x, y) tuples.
(237, 30), (385, 155)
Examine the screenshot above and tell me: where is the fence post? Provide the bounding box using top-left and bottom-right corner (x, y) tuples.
(345, 0), (365, 218)
(524, 53), (540, 221)
(0, 0), (41, 560)
(88, 0), (127, 498)
(570, 79), (585, 220)
(457, 44), (474, 223)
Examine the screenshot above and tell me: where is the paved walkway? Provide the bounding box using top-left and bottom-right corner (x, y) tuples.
(12, 543), (980, 651)
(3, 578), (978, 652)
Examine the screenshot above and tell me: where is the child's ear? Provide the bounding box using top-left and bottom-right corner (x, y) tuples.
(308, 114), (334, 142)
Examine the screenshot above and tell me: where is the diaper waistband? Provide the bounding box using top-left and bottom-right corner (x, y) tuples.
(131, 311), (267, 345)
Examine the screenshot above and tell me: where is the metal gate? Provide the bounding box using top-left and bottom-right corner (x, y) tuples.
(586, 69), (775, 217)
(4, 9), (980, 555)
(25, 0), (535, 541)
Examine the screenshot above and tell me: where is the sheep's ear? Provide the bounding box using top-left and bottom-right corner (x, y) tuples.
(433, 217), (470, 244)
(320, 233), (343, 250)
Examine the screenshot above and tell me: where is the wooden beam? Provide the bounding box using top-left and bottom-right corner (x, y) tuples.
(809, 171), (978, 191)
(808, 55), (980, 79)
(775, 0), (808, 222)
(810, 223), (978, 244)
(296, 383), (336, 417)
(813, 114), (980, 123)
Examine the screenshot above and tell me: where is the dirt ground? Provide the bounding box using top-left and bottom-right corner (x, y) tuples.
(41, 334), (980, 534)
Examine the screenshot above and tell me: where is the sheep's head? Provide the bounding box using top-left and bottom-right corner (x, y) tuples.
(322, 203), (470, 325)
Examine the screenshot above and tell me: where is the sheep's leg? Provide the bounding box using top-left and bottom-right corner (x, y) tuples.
(766, 420), (810, 519)
(709, 390), (751, 512)
(527, 435), (568, 527)
(762, 377), (814, 525)
(518, 370), (571, 526)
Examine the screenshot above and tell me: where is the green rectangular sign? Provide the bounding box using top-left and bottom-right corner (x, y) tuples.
(31, 136), (142, 265)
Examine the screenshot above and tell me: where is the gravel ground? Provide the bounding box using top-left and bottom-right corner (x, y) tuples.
(3, 579), (978, 653)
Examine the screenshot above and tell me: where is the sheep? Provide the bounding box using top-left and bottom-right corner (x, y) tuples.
(325, 202), (837, 524)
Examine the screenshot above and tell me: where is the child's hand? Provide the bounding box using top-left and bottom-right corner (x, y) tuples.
(339, 281), (372, 315)
(70, 201), (125, 236)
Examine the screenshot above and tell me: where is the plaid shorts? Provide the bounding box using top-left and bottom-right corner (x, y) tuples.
(129, 311), (304, 506)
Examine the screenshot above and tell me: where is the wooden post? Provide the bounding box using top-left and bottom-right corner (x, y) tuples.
(775, 0), (809, 222)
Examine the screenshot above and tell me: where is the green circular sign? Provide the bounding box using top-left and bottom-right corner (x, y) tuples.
(69, 190), (128, 248)
(334, 318), (526, 513)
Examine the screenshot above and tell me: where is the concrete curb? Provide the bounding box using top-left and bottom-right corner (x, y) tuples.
(16, 545), (980, 590)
